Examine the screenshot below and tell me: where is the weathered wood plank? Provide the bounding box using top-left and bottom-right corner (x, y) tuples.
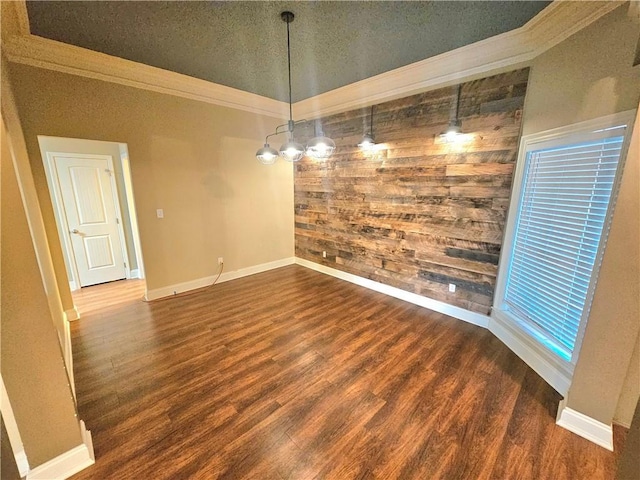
(294, 69), (529, 314)
(445, 163), (515, 177)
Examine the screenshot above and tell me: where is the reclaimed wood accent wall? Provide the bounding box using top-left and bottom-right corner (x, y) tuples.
(294, 69), (529, 314)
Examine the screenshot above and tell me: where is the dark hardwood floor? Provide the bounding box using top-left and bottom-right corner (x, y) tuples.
(70, 265), (625, 479)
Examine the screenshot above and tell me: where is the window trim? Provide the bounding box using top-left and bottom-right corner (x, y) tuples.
(490, 110), (636, 395)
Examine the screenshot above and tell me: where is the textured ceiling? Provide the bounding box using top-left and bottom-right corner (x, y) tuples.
(26, 1), (551, 103)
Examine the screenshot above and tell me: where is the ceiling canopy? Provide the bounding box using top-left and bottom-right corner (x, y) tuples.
(26, 1), (551, 103)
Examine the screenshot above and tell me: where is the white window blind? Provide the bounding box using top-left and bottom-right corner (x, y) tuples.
(503, 135), (624, 362)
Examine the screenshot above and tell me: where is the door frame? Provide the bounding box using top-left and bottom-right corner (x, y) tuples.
(118, 143), (145, 281)
(43, 151), (131, 289)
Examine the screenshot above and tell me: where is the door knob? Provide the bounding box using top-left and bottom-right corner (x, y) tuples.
(71, 229), (80, 234)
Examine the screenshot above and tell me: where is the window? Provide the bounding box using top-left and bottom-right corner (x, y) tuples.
(492, 112), (635, 394)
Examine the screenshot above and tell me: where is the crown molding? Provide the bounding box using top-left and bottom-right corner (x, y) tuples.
(0, 0), (30, 41)
(13, 0), (30, 36)
(294, 0), (625, 119)
(1, 0), (624, 121)
(3, 34), (289, 119)
(13, 0), (31, 35)
(524, 0), (623, 55)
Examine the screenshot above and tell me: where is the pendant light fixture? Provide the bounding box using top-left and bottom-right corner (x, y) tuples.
(306, 121), (336, 160)
(358, 105), (376, 151)
(440, 84), (465, 143)
(256, 11), (335, 164)
(256, 144), (279, 165)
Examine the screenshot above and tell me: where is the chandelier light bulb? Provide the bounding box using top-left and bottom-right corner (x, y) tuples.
(439, 122), (464, 143)
(306, 135), (336, 160)
(358, 133), (376, 151)
(256, 144), (279, 164)
(279, 140), (305, 162)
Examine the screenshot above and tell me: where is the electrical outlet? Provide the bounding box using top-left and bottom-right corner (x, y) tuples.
(449, 283), (456, 293)
(156, 209), (164, 219)
(218, 257), (224, 265)
(322, 251), (327, 258)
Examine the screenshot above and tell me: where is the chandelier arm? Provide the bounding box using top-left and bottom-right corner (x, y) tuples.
(275, 123), (290, 134)
(265, 132), (281, 143)
(285, 119), (309, 136)
(265, 122), (294, 142)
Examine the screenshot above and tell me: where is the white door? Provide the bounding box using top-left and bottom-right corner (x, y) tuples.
(53, 155), (126, 287)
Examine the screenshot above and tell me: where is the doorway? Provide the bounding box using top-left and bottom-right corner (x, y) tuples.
(50, 152), (127, 287)
(38, 136), (145, 292)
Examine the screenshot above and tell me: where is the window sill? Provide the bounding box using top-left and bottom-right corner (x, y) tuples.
(489, 309), (574, 395)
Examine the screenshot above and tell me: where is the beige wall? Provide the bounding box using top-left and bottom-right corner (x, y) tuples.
(1, 119), (83, 467)
(1, 59), (72, 340)
(8, 63), (293, 293)
(522, 5), (640, 136)
(522, 5), (640, 426)
(567, 108), (640, 425)
(37, 136), (139, 280)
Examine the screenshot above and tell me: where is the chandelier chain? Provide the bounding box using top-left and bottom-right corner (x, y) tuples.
(286, 18), (293, 125)
(455, 84), (461, 122)
(370, 105), (374, 136)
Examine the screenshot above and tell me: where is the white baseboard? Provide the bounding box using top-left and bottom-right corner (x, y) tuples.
(294, 258), (490, 328)
(489, 313), (572, 396)
(64, 306), (80, 322)
(556, 399), (614, 451)
(130, 268), (141, 279)
(145, 257), (296, 301)
(27, 420), (94, 480)
(68, 280), (78, 292)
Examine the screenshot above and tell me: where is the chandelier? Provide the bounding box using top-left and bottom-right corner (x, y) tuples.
(256, 11), (335, 165)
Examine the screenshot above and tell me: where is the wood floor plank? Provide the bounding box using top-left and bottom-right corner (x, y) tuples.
(70, 266), (625, 479)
